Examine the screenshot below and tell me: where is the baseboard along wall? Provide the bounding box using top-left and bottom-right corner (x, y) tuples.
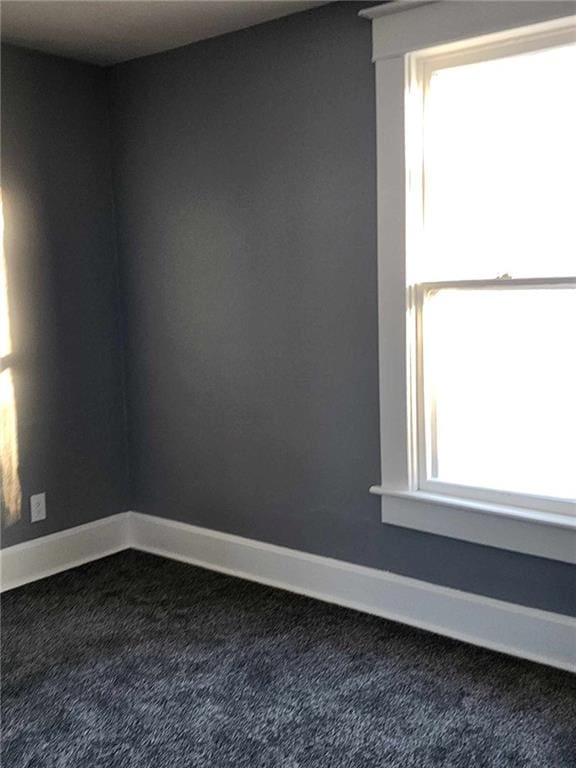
(0, 513), (129, 592)
(1, 511), (575, 673)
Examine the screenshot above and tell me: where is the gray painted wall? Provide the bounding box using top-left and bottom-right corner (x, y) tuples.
(110, 4), (575, 616)
(2, 4), (573, 616)
(1, 44), (128, 547)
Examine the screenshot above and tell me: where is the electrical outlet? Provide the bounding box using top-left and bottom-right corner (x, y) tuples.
(30, 493), (47, 523)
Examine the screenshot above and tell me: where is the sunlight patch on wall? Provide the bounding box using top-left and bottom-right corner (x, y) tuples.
(0, 192), (22, 525)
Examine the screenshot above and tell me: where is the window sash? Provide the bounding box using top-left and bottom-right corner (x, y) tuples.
(405, 18), (576, 521)
(411, 278), (576, 518)
(406, 20), (576, 287)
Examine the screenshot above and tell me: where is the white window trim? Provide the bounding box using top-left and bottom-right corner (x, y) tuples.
(364, 2), (576, 563)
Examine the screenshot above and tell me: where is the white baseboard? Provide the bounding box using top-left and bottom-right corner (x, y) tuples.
(1, 510), (574, 673)
(130, 512), (576, 674)
(0, 513), (129, 592)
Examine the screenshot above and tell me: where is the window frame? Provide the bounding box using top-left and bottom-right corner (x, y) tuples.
(407, 23), (576, 518)
(364, 2), (576, 563)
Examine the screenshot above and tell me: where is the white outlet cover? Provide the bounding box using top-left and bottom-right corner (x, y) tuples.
(30, 493), (47, 523)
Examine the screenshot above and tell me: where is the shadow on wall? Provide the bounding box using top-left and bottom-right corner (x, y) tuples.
(0, 191), (22, 526)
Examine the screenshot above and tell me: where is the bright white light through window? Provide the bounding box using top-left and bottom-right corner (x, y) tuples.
(422, 43), (576, 282)
(422, 286), (576, 500)
(414, 31), (576, 507)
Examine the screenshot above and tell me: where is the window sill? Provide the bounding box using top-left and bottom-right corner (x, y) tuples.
(369, 486), (576, 563)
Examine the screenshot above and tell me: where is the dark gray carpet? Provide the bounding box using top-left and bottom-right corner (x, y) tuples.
(1, 550), (575, 767)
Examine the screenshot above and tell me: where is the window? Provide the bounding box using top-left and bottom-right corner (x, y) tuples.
(365, 3), (576, 562)
(407, 22), (576, 516)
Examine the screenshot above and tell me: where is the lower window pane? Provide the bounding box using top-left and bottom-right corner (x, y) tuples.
(421, 285), (576, 500)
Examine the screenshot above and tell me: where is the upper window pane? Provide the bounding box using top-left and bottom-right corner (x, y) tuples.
(421, 43), (576, 281)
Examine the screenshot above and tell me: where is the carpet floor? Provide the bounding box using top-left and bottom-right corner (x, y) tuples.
(1, 550), (575, 767)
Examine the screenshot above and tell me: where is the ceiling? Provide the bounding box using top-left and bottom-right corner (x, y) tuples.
(0, 1), (330, 66)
